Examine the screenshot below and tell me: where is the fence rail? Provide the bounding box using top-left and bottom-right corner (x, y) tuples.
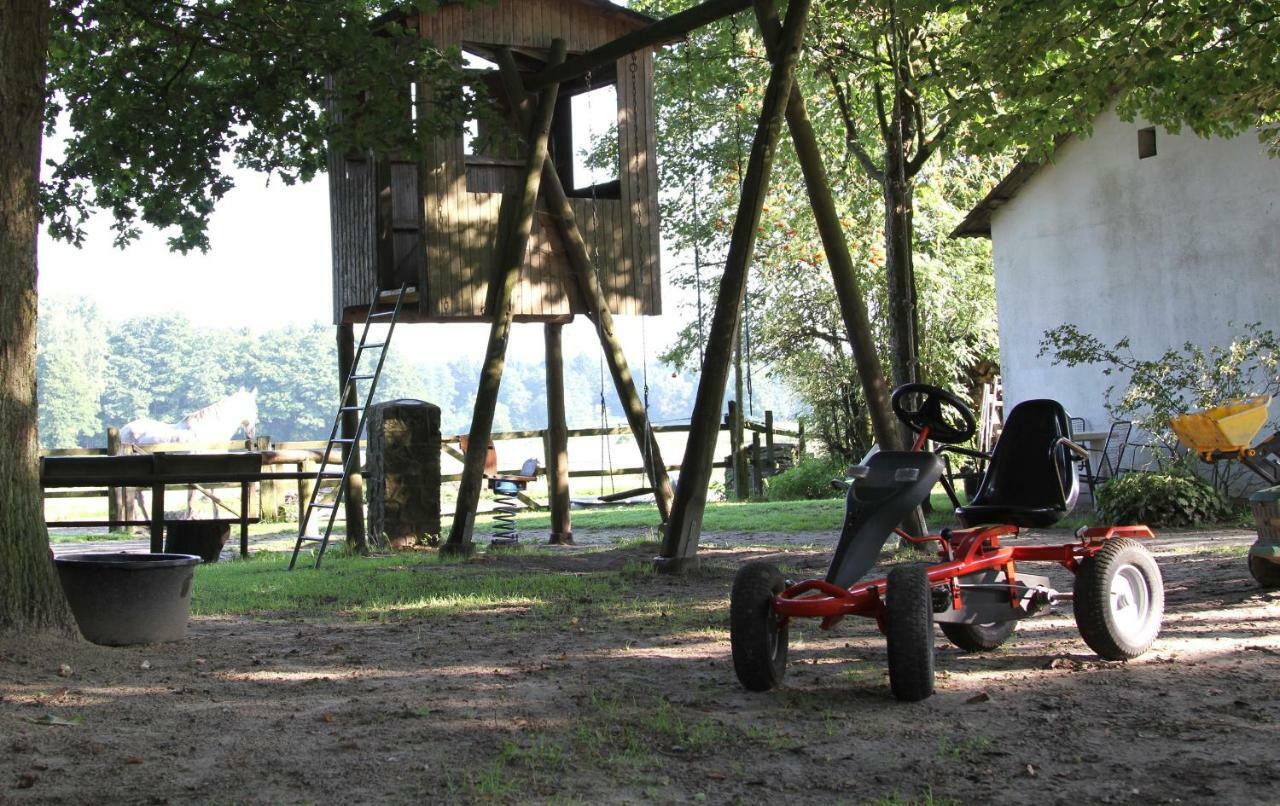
(41, 412), (804, 525)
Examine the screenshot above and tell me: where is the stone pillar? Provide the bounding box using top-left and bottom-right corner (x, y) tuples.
(367, 400), (442, 549)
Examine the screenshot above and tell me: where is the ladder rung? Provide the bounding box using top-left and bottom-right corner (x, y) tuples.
(297, 536), (327, 543)
(339, 406), (362, 412)
(358, 342), (387, 350)
(310, 503), (337, 510)
(349, 374), (376, 381)
(316, 471), (344, 478)
(331, 438), (355, 444)
(369, 311), (396, 319)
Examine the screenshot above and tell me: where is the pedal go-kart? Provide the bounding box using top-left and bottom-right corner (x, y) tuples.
(730, 384), (1165, 701)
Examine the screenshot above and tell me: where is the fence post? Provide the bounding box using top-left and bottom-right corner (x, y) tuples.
(764, 410), (776, 477)
(751, 431), (764, 498)
(255, 435), (278, 522)
(106, 426), (123, 532)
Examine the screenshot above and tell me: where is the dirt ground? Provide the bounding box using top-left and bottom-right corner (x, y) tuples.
(3, 527), (1278, 805)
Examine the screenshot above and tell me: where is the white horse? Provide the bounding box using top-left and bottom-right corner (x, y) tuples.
(119, 388), (259, 521)
(120, 387), (258, 447)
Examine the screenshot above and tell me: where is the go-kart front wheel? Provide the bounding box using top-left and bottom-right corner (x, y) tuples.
(940, 620), (1017, 652)
(885, 564), (935, 702)
(1073, 538), (1164, 660)
(730, 562), (788, 691)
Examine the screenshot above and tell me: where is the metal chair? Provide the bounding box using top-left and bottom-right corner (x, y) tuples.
(1079, 420), (1132, 497)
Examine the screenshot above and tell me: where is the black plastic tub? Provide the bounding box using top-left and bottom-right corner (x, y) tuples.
(54, 553), (201, 646)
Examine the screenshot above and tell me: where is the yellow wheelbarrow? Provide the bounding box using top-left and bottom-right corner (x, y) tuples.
(1171, 396), (1280, 586)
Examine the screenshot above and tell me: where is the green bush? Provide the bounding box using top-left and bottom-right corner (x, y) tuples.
(765, 456), (846, 501)
(1095, 471), (1233, 527)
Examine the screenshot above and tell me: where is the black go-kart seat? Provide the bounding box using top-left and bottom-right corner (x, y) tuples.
(956, 399), (1080, 529)
(826, 451), (943, 589)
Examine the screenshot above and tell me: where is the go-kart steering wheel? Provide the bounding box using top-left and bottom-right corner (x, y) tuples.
(890, 383), (977, 445)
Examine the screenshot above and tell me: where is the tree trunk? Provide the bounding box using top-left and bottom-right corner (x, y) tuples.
(883, 171), (918, 393)
(0, 0), (78, 635)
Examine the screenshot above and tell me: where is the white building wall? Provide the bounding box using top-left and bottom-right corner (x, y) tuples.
(991, 109), (1280, 432)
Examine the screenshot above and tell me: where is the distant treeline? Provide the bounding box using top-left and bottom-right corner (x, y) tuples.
(37, 296), (796, 449)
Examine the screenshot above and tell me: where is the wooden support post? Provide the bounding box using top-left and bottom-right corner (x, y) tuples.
(337, 323), (368, 553)
(544, 323), (573, 544)
(657, 0), (812, 572)
(150, 482), (164, 553)
(106, 426), (123, 532)
(444, 40), (567, 556)
(494, 47), (675, 523)
(798, 419), (806, 456)
(529, 0), (752, 90)
(240, 480), (251, 558)
(764, 410), (776, 476)
(751, 0), (900, 454)
(751, 431), (764, 498)
(753, 0), (925, 537)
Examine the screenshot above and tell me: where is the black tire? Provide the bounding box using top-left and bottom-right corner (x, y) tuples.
(885, 565), (935, 702)
(940, 620), (1017, 652)
(1248, 554), (1280, 588)
(1073, 538), (1164, 660)
(730, 561), (788, 691)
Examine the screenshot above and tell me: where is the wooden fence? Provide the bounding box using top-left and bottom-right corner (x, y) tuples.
(41, 413), (804, 526)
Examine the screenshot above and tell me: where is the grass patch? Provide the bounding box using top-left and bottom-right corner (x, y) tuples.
(510, 498), (848, 533)
(190, 551), (634, 620)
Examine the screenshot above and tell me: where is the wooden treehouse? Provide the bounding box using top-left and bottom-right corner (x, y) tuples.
(327, 0), (664, 325)
(320, 0), (678, 556)
(310, 0), (838, 571)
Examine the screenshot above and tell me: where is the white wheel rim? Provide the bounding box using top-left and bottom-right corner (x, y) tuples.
(1109, 563), (1152, 641)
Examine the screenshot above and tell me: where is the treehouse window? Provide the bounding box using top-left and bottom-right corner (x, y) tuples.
(552, 83), (620, 199)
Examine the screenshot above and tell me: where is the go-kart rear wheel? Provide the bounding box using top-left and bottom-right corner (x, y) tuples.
(730, 561), (788, 691)
(940, 620), (1017, 652)
(885, 564), (935, 702)
(1073, 538), (1164, 660)
(1248, 554), (1280, 588)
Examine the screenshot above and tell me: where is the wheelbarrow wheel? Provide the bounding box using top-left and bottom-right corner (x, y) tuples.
(1074, 538), (1164, 660)
(1248, 555), (1280, 588)
(885, 564), (935, 702)
(940, 620), (1017, 652)
(730, 561), (788, 691)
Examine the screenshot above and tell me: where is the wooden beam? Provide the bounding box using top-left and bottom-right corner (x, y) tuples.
(336, 323), (368, 553)
(544, 323), (573, 544)
(528, 0), (751, 90)
(657, 0), (812, 572)
(751, 0), (901, 453)
(443, 40), (567, 555)
(753, 0), (923, 535)
(495, 48), (676, 523)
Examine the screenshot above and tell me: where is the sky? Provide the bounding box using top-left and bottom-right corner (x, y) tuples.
(35, 163), (692, 368)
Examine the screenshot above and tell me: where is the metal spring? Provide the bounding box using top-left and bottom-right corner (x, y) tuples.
(492, 489), (519, 542)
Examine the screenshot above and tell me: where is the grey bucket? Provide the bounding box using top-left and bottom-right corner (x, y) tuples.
(54, 553), (200, 646)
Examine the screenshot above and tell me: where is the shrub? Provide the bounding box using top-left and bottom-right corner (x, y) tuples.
(765, 456), (846, 501)
(1095, 471), (1233, 528)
